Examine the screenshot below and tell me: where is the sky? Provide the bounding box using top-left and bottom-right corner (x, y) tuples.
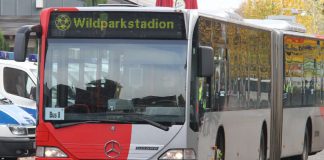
(198, 0), (244, 10)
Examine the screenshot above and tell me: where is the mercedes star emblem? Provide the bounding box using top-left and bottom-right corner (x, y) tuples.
(111, 125), (116, 132)
(104, 140), (121, 159)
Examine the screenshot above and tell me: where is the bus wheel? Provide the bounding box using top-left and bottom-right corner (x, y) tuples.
(300, 127), (310, 160)
(215, 129), (225, 160)
(259, 130), (267, 160)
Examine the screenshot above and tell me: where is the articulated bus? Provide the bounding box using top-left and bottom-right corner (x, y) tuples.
(13, 6), (324, 160)
(244, 18), (324, 159)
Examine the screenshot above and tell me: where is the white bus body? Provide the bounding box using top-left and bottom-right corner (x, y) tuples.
(243, 18), (324, 158)
(12, 6), (324, 160)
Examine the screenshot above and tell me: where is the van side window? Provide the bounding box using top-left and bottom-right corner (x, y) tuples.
(3, 67), (36, 99)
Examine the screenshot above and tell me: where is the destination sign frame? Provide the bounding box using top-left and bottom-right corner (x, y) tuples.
(49, 11), (186, 39)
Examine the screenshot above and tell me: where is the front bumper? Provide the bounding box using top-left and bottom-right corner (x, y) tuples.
(0, 137), (35, 158)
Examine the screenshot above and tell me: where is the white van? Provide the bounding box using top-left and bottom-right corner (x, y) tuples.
(0, 93), (36, 159)
(0, 51), (37, 159)
(0, 52), (37, 110)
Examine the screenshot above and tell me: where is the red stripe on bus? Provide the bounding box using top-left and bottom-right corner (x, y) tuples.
(45, 124), (132, 159)
(38, 8), (51, 124)
(320, 107), (324, 120)
(38, 7), (79, 123)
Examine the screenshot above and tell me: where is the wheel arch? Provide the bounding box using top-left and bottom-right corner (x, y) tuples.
(215, 125), (226, 159)
(306, 117), (312, 152)
(261, 120), (268, 160)
(217, 125), (225, 142)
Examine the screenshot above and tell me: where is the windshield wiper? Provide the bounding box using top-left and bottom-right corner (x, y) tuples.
(53, 114), (170, 131)
(53, 120), (125, 129)
(126, 114), (169, 131)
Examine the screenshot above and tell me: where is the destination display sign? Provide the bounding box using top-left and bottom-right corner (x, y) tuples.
(49, 11), (186, 39)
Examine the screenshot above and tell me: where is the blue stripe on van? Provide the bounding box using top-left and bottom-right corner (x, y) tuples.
(0, 110), (19, 125)
(18, 107), (37, 119)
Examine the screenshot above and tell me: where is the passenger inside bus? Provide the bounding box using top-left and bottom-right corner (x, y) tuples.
(73, 79), (122, 112)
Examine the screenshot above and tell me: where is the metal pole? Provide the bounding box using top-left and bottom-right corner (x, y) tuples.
(269, 32), (283, 160)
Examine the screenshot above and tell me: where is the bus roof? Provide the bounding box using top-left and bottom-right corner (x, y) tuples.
(196, 10), (274, 32)
(198, 10), (243, 21)
(243, 19), (306, 33)
(243, 19), (321, 40)
(72, 6), (187, 13)
(71, 7), (245, 22)
(282, 30), (322, 40)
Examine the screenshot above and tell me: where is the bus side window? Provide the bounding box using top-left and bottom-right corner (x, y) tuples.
(212, 47), (227, 111)
(198, 78), (210, 111)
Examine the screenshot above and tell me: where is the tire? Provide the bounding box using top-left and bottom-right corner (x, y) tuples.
(259, 131), (267, 160)
(300, 127), (310, 160)
(301, 127), (310, 160)
(215, 130), (225, 160)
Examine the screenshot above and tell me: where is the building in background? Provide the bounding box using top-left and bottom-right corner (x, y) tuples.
(128, 0), (154, 6)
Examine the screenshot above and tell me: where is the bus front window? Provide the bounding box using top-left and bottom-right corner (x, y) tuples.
(44, 39), (187, 126)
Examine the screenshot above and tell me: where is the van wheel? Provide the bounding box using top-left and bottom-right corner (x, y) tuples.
(215, 129), (225, 160)
(259, 130), (267, 160)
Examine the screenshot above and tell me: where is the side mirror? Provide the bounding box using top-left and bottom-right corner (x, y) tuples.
(14, 25), (41, 62)
(198, 46), (214, 77)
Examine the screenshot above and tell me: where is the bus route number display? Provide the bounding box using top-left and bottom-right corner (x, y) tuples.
(49, 11), (186, 39)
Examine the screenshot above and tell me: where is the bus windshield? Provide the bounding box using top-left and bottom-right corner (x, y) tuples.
(44, 39), (187, 126)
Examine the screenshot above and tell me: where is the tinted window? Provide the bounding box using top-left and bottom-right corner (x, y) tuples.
(284, 36), (320, 107)
(3, 67), (36, 99)
(44, 39), (187, 125)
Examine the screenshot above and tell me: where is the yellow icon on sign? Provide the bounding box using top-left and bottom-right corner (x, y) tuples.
(55, 14), (71, 31)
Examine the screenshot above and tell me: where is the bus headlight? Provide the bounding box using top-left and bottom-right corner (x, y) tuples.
(8, 125), (27, 135)
(159, 149), (196, 160)
(36, 146), (68, 158)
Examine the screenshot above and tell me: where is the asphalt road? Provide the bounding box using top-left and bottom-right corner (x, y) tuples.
(309, 149), (324, 160)
(15, 149), (324, 160)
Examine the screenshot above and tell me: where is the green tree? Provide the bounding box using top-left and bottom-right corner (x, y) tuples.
(317, 0), (324, 34)
(320, 0), (324, 12)
(0, 30), (9, 51)
(238, 0), (322, 34)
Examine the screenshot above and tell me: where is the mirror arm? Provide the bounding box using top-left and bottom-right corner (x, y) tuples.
(14, 25), (42, 62)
